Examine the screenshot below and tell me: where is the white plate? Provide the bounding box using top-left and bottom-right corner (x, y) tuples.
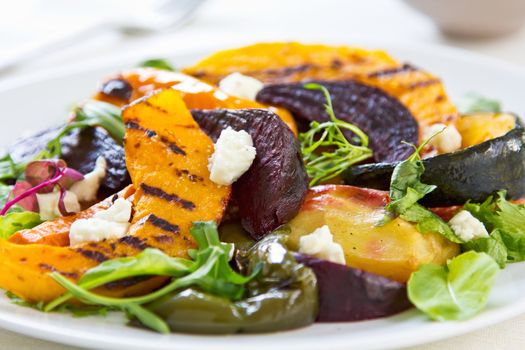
(1, 39), (525, 350)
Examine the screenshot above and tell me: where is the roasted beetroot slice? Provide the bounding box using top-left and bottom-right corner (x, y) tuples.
(7, 126), (130, 199)
(61, 127), (130, 198)
(192, 109), (308, 240)
(256, 80), (418, 163)
(295, 254), (412, 322)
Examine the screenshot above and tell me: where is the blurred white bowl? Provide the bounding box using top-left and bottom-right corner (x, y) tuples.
(404, 0), (525, 38)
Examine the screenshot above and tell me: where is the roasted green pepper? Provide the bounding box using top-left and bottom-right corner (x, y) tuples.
(145, 234), (318, 334)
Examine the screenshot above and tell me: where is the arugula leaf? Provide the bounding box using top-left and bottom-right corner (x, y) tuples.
(45, 221), (259, 333)
(31, 101), (123, 162)
(0, 100), (124, 188)
(139, 58), (176, 71)
(464, 191), (525, 263)
(458, 93), (501, 114)
(5, 291), (45, 311)
(45, 249), (194, 311)
(386, 141), (462, 243)
(299, 83), (373, 186)
(124, 304), (170, 334)
(0, 211), (41, 239)
(80, 249), (193, 286)
(42, 100), (124, 156)
(57, 304), (112, 318)
(408, 251), (500, 321)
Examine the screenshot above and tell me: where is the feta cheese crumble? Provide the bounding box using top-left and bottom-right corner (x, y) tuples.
(424, 123), (462, 154)
(70, 157), (107, 202)
(449, 210), (489, 242)
(298, 225), (346, 264)
(69, 198), (132, 246)
(208, 127), (256, 186)
(37, 191), (81, 221)
(218, 72), (264, 101)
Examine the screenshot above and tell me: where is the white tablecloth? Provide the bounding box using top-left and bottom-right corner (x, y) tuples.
(1, 0), (525, 348)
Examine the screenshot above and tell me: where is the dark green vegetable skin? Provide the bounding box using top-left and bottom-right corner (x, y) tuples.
(145, 234), (318, 334)
(344, 123), (525, 206)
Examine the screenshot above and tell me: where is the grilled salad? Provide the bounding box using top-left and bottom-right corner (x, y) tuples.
(0, 42), (523, 333)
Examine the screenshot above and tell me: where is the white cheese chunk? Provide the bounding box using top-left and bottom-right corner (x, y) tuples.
(208, 127), (256, 186)
(70, 157), (107, 202)
(298, 225), (346, 265)
(69, 198), (132, 246)
(424, 123), (462, 153)
(218, 72), (264, 101)
(36, 191), (81, 221)
(449, 210), (489, 242)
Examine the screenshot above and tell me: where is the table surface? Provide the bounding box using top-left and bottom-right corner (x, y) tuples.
(1, 0), (525, 349)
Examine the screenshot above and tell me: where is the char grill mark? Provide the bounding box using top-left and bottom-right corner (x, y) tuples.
(175, 169), (203, 183)
(160, 136), (186, 155)
(125, 121), (186, 155)
(38, 263), (79, 279)
(119, 236), (150, 250)
(140, 183), (196, 210)
(147, 214), (180, 234)
(407, 79), (440, 90)
(76, 249), (109, 263)
(367, 64), (416, 78)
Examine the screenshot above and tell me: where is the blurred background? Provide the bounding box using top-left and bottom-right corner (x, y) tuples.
(1, 0), (525, 82)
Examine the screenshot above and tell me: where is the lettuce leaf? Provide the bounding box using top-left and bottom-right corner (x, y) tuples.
(464, 192), (525, 263)
(408, 251), (499, 321)
(462, 231), (507, 268)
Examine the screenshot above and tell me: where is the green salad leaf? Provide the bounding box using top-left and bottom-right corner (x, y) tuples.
(458, 92), (501, 114)
(0, 183), (12, 208)
(299, 83), (373, 186)
(46, 221), (260, 333)
(408, 251), (500, 321)
(139, 58), (176, 71)
(0, 211), (41, 239)
(386, 141), (462, 243)
(47, 100), (124, 153)
(462, 231), (507, 268)
(0, 100), (124, 187)
(463, 191), (525, 263)
(0, 155), (23, 182)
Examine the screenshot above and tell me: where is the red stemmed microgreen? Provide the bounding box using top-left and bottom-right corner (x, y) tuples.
(0, 160), (84, 216)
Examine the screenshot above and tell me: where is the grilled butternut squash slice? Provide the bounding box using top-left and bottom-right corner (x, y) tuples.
(183, 42), (458, 131)
(95, 68), (297, 135)
(123, 89), (231, 256)
(8, 188), (133, 246)
(0, 89), (230, 302)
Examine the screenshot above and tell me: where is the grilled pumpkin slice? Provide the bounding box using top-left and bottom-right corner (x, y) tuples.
(8, 187), (133, 246)
(0, 89), (230, 302)
(183, 42), (458, 131)
(123, 89), (231, 255)
(94, 68), (297, 135)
